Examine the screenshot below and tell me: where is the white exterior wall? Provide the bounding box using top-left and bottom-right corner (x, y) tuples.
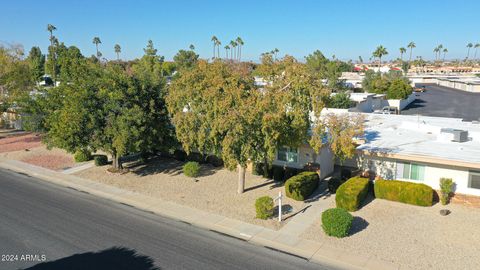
(272, 144), (334, 179)
(346, 154), (480, 197)
(382, 93), (416, 111)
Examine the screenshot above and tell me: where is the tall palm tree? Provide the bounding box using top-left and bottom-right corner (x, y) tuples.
(114, 44), (121, 60)
(224, 45), (230, 59)
(92, 37), (101, 58)
(46, 24), (57, 81)
(235, 37), (243, 61)
(466, 43), (473, 59)
(474, 43), (480, 60)
(407, 42), (416, 62)
(373, 45), (388, 68)
(399, 47), (406, 61)
(230, 40), (237, 61)
(433, 47), (440, 61)
(443, 48), (448, 62)
(215, 40), (221, 58)
(189, 44), (195, 51)
(273, 48), (279, 61)
(211, 36), (218, 59)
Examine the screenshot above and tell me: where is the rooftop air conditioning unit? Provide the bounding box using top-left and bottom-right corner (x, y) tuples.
(441, 128), (468, 142)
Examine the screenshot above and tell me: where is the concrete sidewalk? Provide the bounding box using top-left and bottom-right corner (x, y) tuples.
(0, 159), (401, 270)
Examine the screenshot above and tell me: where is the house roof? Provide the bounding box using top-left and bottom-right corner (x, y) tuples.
(356, 113), (480, 168)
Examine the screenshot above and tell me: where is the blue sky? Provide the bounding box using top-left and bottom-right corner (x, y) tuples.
(1, 0), (479, 62)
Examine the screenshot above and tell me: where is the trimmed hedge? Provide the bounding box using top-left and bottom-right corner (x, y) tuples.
(74, 149), (92, 162)
(255, 196), (274, 219)
(322, 208), (353, 238)
(94, 155), (108, 166)
(183, 161), (200, 177)
(336, 177), (370, 212)
(374, 179), (433, 206)
(285, 171), (319, 201)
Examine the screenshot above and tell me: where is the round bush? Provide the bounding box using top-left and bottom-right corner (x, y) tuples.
(183, 161), (200, 177)
(74, 149), (92, 163)
(94, 155), (108, 166)
(255, 196), (274, 220)
(321, 208), (353, 238)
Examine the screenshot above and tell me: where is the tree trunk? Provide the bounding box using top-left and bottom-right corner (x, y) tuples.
(409, 49), (413, 62)
(263, 156), (269, 178)
(112, 150), (123, 170)
(237, 165), (246, 194)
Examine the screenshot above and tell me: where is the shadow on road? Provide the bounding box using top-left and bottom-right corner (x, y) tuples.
(26, 246), (160, 270)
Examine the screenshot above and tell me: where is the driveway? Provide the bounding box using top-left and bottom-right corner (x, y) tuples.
(402, 84), (480, 121)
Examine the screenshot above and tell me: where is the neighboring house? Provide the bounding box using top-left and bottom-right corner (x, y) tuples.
(272, 111), (480, 203)
(344, 113), (480, 202)
(328, 92), (416, 113)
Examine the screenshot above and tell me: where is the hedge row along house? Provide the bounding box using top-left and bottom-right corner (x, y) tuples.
(272, 111), (480, 205)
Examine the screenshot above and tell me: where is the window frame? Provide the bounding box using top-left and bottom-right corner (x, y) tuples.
(277, 147), (298, 163)
(468, 171), (480, 189)
(397, 162), (425, 181)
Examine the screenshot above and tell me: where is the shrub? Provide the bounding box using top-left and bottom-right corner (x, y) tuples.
(336, 177), (369, 211)
(206, 155), (224, 167)
(374, 179), (433, 206)
(255, 196), (274, 219)
(174, 150), (187, 161)
(94, 155), (108, 166)
(439, 178), (454, 205)
(327, 177), (346, 194)
(183, 161), (200, 177)
(74, 149), (92, 162)
(272, 166), (285, 182)
(322, 208), (353, 238)
(285, 171), (319, 201)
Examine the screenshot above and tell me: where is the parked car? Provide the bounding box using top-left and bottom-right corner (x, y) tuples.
(413, 86), (426, 92)
(374, 106), (398, 115)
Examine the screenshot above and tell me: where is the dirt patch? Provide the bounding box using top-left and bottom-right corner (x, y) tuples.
(22, 154), (74, 171)
(0, 133), (42, 153)
(75, 157), (309, 230)
(301, 198), (480, 270)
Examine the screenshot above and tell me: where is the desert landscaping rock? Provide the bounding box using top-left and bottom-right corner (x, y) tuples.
(75, 157), (307, 230)
(301, 199), (480, 270)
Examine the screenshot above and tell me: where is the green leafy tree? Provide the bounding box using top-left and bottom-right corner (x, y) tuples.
(26, 46), (45, 82)
(327, 92), (354, 109)
(386, 78), (413, 99)
(173, 49), (199, 70)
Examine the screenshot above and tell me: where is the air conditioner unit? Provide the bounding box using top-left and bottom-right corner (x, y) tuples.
(441, 128), (468, 142)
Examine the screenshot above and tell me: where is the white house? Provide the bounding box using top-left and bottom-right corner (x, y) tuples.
(272, 111), (480, 203)
(345, 113), (480, 202)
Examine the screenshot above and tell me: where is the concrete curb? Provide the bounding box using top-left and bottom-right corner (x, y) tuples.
(0, 160), (402, 270)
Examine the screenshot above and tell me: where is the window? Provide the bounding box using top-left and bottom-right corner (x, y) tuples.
(396, 162), (425, 181)
(469, 171), (480, 189)
(277, 147), (298, 163)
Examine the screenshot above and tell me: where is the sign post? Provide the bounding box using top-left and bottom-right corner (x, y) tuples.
(275, 191), (282, 222)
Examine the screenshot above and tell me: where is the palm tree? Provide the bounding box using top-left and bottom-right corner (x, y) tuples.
(373, 45), (388, 68)
(215, 39), (221, 59)
(114, 44), (121, 60)
(466, 43), (473, 59)
(273, 48), (279, 61)
(443, 48), (448, 62)
(46, 24), (57, 82)
(236, 37), (243, 61)
(407, 42), (416, 62)
(399, 47), (406, 61)
(230, 40), (237, 61)
(189, 44), (195, 51)
(474, 43), (480, 60)
(433, 47), (440, 61)
(92, 37), (101, 58)
(224, 45), (230, 59)
(211, 36), (218, 59)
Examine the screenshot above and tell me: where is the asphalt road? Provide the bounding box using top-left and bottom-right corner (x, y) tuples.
(402, 84), (480, 121)
(0, 168), (337, 270)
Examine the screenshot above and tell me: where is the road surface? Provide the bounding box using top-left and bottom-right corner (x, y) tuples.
(0, 168), (337, 270)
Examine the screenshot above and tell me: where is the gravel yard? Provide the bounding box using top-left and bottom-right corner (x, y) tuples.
(0, 133), (75, 170)
(75, 157), (308, 230)
(301, 198), (480, 270)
